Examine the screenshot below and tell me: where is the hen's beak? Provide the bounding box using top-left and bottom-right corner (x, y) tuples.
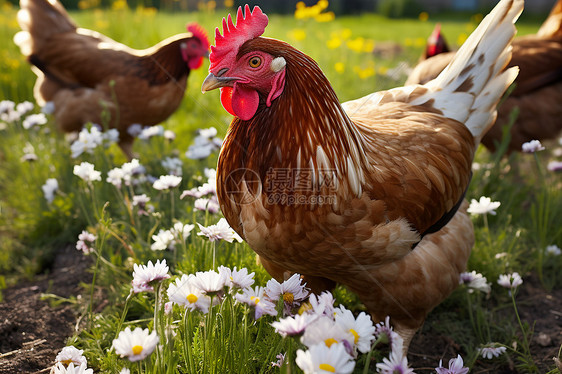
(201, 73), (239, 93)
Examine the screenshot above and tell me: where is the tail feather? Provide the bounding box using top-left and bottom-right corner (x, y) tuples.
(14, 0), (76, 56)
(410, 0), (523, 146)
(537, 0), (562, 38)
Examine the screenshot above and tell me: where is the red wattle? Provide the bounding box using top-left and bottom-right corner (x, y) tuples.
(220, 87), (236, 116)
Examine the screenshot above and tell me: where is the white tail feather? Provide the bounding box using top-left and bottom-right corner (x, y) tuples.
(410, 0), (523, 145)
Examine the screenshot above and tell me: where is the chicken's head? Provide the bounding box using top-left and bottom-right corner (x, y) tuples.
(200, 5), (286, 121)
(425, 23), (449, 58)
(183, 23), (210, 70)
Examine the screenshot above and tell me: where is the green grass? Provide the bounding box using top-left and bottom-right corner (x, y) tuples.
(1, 1), (561, 373)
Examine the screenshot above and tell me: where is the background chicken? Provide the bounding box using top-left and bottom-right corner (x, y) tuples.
(14, 0), (210, 159)
(406, 0), (562, 153)
(201, 1), (521, 351)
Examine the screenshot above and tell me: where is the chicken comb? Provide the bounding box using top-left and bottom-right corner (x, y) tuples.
(209, 5), (268, 70)
(187, 23), (210, 51)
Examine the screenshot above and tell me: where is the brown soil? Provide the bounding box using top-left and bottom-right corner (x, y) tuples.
(0, 245), (92, 374)
(0, 245), (560, 373)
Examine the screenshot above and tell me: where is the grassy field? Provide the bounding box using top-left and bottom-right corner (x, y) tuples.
(1, 0), (561, 372)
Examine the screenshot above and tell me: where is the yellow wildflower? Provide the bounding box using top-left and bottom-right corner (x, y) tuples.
(315, 11), (334, 22)
(334, 62), (345, 74)
(353, 65), (375, 80)
(111, 0), (128, 11)
(288, 28), (307, 41)
(346, 37), (364, 53)
(457, 32), (468, 46)
(419, 11), (429, 21)
(326, 37), (341, 49)
(224, 0), (234, 7)
(414, 37), (425, 47)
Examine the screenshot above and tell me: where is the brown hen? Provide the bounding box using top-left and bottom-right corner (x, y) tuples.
(406, 0), (562, 153)
(14, 0), (209, 159)
(202, 1), (522, 351)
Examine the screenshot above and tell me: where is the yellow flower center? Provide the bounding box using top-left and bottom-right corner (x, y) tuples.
(60, 359), (73, 366)
(186, 294), (198, 304)
(298, 302), (312, 315)
(350, 328), (359, 344)
(318, 363), (336, 372)
(324, 338), (337, 347)
(282, 292), (294, 304)
(132, 345), (143, 355)
(250, 296), (260, 304)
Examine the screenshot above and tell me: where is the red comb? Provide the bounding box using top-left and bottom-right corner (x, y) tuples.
(209, 5), (268, 70)
(187, 23), (210, 51)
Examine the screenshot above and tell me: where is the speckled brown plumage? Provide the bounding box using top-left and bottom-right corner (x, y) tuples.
(212, 0), (522, 351)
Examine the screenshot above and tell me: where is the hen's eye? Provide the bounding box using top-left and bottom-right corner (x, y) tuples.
(249, 56), (262, 68)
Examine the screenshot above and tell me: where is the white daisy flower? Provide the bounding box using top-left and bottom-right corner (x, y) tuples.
(50, 362), (93, 374)
(545, 244), (561, 256)
(112, 327), (159, 362)
(42, 178), (59, 204)
(161, 157), (183, 176)
(521, 140), (545, 153)
(107, 167), (125, 188)
(334, 306), (375, 353)
(138, 125), (164, 140)
(192, 270), (228, 297)
(103, 128), (120, 145)
(22, 113), (47, 129)
(547, 160), (562, 172)
(194, 197), (220, 213)
(467, 196), (501, 216)
(132, 259), (171, 293)
(295, 343), (355, 374)
(376, 350), (414, 374)
(76, 230), (97, 255)
(167, 274), (211, 313)
(307, 291), (336, 317)
(153, 175), (182, 190)
(459, 271), (491, 294)
(435, 354), (469, 374)
(151, 229), (175, 251)
(121, 159), (144, 186)
(16, 101), (34, 115)
(373, 316), (402, 352)
(73, 162), (101, 183)
(132, 194), (150, 207)
(265, 273), (309, 306)
(185, 128), (222, 160)
(119, 368), (131, 374)
(164, 129), (176, 141)
(235, 286), (278, 319)
(169, 222), (195, 242)
(478, 345), (507, 359)
(70, 127), (104, 158)
(497, 272), (523, 290)
(54, 346), (87, 367)
(301, 315), (353, 349)
(127, 124), (143, 137)
(197, 218), (243, 243)
(271, 313), (317, 337)
(219, 266), (255, 290)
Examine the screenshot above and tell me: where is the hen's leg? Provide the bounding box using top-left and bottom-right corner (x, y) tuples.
(118, 133), (137, 161)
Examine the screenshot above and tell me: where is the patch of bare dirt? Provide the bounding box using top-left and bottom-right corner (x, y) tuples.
(408, 275), (562, 373)
(0, 245), (91, 374)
